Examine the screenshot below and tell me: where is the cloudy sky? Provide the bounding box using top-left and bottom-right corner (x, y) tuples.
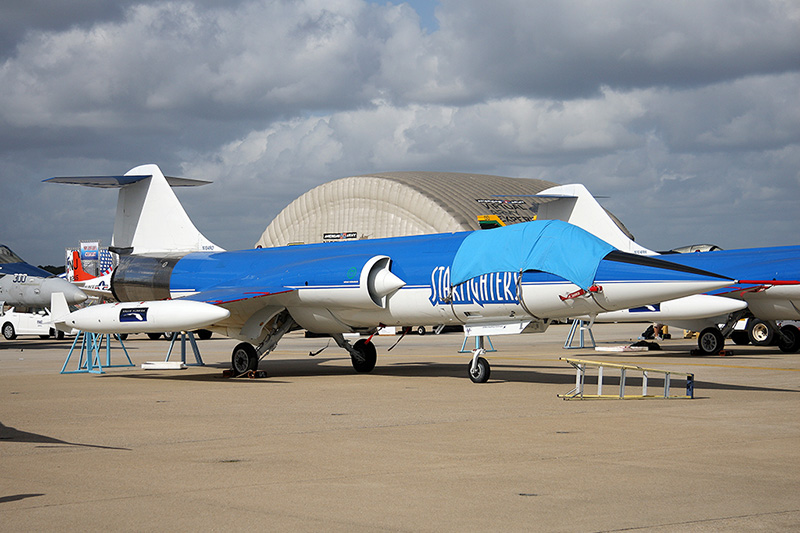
(1, 0), (798, 266)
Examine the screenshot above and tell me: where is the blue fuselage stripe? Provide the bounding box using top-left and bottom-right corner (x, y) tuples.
(169, 231), (731, 303)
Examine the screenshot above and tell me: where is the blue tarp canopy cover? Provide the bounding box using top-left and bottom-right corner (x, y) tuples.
(450, 220), (616, 290)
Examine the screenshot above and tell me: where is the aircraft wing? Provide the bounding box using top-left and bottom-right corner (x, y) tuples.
(179, 285), (295, 342)
(77, 284), (114, 299)
(181, 286), (292, 305)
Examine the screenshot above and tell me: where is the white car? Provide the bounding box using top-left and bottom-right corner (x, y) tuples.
(1, 307), (71, 340)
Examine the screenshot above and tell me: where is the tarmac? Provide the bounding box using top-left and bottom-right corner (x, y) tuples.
(1, 322), (799, 532)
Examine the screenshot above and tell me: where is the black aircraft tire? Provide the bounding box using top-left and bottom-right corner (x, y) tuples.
(231, 342), (259, 375)
(196, 329), (213, 340)
(730, 330), (750, 345)
(417, 326), (426, 336)
(748, 319), (774, 346)
(351, 339), (377, 373)
(2, 323), (16, 340)
(778, 325), (800, 353)
(147, 333), (163, 340)
(698, 327), (724, 355)
(468, 356), (491, 383)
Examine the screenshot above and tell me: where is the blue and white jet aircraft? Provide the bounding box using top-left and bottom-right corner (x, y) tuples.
(48, 165), (735, 381)
(534, 184), (800, 354)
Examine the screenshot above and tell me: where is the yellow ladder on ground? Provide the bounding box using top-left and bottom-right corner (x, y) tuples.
(558, 358), (694, 400)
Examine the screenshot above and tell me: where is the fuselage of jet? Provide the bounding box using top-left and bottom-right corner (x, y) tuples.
(657, 246), (800, 321)
(106, 224), (734, 342)
(0, 245), (87, 307)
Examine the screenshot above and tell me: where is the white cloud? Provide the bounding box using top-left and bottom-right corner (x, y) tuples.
(1, 0), (799, 264)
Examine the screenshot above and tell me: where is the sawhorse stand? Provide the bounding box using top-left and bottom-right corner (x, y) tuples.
(61, 331), (134, 374)
(165, 331), (205, 366)
(564, 319), (596, 349)
(459, 335), (496, 354)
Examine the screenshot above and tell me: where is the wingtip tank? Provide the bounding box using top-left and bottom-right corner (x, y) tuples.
(60, 299), (230, 334)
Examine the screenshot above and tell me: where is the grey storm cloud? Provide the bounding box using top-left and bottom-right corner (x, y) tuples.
(433, 1), (800, 98)
(0, 0), (798, 266)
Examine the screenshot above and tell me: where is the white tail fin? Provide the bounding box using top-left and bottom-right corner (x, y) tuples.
(47, 164), (224, 256)
(50, 292), (71, 332)
(535, 184), (656, 256)
(113, 164), (222, 255)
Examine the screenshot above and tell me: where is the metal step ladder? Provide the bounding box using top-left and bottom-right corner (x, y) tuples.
(558, 357), (694, 399)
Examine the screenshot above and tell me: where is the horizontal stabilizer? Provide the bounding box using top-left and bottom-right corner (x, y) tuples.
(44, 175), (212, 188)
(46, 164), (222, 255)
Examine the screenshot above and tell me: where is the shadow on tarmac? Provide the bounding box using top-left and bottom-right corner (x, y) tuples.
(109, 356), (800, 393)
(0, 422), (130, 451)
(0, 340), (142, 352)
(0, 493), (45, 504)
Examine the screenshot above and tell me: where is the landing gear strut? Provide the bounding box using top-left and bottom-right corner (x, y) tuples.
(332, 334), (378, 373)
(467, 335), (492, 383)
(697, 327), (724, 355)
(468, 350), (491, 383)
(778, 324), (800, 353)
(351, 339), (377, 373)
(748, 319), (774, 346)
(229, 310), (296, 376)
(231, 342), (258, 375)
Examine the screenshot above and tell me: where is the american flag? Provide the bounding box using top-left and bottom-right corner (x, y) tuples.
(98, 249), (115, 275)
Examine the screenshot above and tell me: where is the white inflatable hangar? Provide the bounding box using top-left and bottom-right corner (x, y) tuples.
(256, 171), (633, 247)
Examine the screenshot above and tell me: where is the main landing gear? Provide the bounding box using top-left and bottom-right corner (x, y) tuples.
(229, 319), (502, 381)
(697, 327), (725, 355)
(231, 342), (259, 375)
(692, 314), (800, 355)
(229, 311), (296, 376)
(230, 321), (382, 377)
(332, 334), (377, 373)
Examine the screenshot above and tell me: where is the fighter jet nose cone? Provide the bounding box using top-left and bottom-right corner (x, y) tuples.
(43, 277), (89, 305)
(72, 288), (89, 304)
(62, 282), (88, 304)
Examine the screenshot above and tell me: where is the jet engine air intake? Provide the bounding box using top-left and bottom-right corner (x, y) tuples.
(111, 254), (183, 302)
(296, 255), (405, 309)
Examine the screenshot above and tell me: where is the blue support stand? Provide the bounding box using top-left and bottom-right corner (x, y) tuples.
(61, 331), (134, 374)
(165, 331), (205, 366)
(564, 319), (596, 349)
(459, 335), (496, 353)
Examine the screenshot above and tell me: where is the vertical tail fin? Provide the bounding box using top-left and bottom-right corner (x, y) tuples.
(50, 292), (71, 330)
(535, 184), (656, 256)
(70, 251), (93, 281)
(46, 164), (224, 256)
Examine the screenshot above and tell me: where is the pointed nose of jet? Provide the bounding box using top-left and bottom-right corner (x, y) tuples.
(63, 282), (89, 305)
(43, 277), (88, 305)
(593, 251), (734, 310)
